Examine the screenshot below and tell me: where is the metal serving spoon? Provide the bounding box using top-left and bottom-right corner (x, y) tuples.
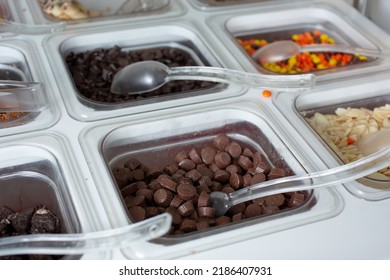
(209, 145), (390, 218)
(0, 213), (171, 257)
(110, 60), (315, 95)
(252, 40), (390, 64)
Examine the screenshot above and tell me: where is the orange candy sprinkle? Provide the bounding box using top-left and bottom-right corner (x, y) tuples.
(262, 90), (272, 98)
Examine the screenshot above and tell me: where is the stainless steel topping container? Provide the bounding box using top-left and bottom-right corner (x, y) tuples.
(43, 21), (246, 122)
(80, 102), (342, 259)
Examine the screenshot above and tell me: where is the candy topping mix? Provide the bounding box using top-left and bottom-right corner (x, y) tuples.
(237, 30), (369, 74)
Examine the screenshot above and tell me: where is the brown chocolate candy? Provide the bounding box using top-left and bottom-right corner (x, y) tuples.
(177, 183), (197, 201)
(129, 206), (146, 222)
(189, 148), (203, 164)
(244, 204), (263, 218)
(153, 188), (173, 207)
(178, 158), (196, 172)
(229, 173), (243, 190)
(177, 201), (195, 217)
(157, 175), (178, 192)
(237, 155), (253, 170)
(198, 207), (216, 218)
(213, 134), (230, 151)
(268, 168), (287, 180)
(201, 146), (217, 165)
(225, 142), (242, 158)
(214, 152), (232, 169)
(197, 191), (210, 208)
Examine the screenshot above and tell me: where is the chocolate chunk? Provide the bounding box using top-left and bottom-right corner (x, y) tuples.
(189, 148), (202, 164)
(177, 201), (195, 217)
(222, 186), (235, 194)
(201, 146), (217, 165)
(0, 206), (14, 220)
(129, 206), (146, 222)
(237, 155), (253, 170)
(121, 182), (145, 197)
(198, 207), (216, 218)
(213, 134), (230, 151)
(210, 181), (223, 192)
(262, 206), (280, 215)
(268, 168), (287, 180)
(214, 152), (232, 169)
(148, 180), (162, 191)
(232, 213), (243, 222)
(153, 188), (173, 207)
(244, 204), (263, 218)
(30, 207), (60, 234)
(9, 207), (34, 234)
(177, 183), (197, 201)
(178, 158), (196, 172)
(225, 142), (242, 158)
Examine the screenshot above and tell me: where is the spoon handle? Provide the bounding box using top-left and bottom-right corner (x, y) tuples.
(0, 19), (66, 34)
(0, 81), (47, 112)
(300, 44), (390, 58)
(228, 147), (390, 206)
(0, 213), (171, 257)
(168, 66), (315, 90)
